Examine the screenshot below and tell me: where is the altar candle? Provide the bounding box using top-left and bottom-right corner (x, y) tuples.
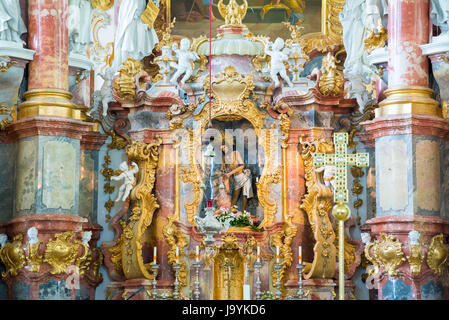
(175, 246), (179, 264)
(153, 247), (157, 264)
(195, 246), (199, 263)
(276, 246), (280, 264)
(257, 246), (260, 263)
(298, 246), (302, 265)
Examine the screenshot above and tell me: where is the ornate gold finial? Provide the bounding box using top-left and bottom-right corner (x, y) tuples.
(319, 52), (344, 96)
(155, 18), (176, 50)
(283, 21), (304, 46)
(218, 0), (248, 26)
(364, 19), (387, 54)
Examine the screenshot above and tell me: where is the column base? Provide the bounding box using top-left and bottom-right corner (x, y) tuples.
(18, 89), (88, 121)
(376, 86), (441, 118)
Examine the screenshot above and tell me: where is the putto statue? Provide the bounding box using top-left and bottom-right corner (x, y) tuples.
(27, 227), (39, 246)
(0, 0), (27, 45)
(170, 38), (199, 86)
(218, 0), (248, 26)
(265, 37), (293, 88)
(82, 231), (92, 247)
(68, 0), (93, 55)
(112, 161), (139, 202)
(112, 0), (160, 72)
(89, 66), (114, 117)
(430, 0), (449, 42)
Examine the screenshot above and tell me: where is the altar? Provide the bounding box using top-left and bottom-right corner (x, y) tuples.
(99, 0), (362, 301)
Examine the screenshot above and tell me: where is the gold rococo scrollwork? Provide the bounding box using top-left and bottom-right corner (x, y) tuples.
(426, 234), (449, 277)
(44, 232), (82, 275)
(163, 217), (188, 287)
(91, 0), (114, 10)
(0, 235), (26, 277)
(114, 138), (162, 280)
(365, 233), (405, 277)
(299, 137), (337, 279)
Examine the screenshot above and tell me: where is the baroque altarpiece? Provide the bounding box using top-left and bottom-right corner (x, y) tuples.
(0, 0), (448, 301)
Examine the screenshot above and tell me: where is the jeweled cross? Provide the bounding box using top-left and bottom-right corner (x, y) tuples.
(313, 132), (369, 204)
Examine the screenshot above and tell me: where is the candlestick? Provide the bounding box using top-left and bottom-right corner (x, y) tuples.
(150, 263), (159, 300)
(276, 246), (280, 264)
(273, 263), (282, 300)
(153, 246), (157, 264)
(192, 263), (201, 300)
(195, 246), (199, 263)
(173, 264), (181, 300)
(254, 262), (262, 300)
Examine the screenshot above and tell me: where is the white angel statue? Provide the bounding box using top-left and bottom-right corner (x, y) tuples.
(89, 67), (114, 117)
(111, 161), (139, 202)
(170, 38), (199, 86)
(82, 231), (92, 247)
(265, 37), (293, 88)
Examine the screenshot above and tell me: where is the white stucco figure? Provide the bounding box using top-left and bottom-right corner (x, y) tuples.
(408, 230), (421, 246)
(0, 233), (7, 247)
(89, 67), (114, 117)
(170, 38), (199, 86)
(361, 232), (371, 246)
(340, 0), (378, 110)
(265, 38), (293, 87)
(431, 0), (449, 42)
(365, 0), (388, 34)
(111, 161), (139, 202)
(82, 231), (92, 247)
(0, 0), (27, 45)
(27, 227), (39, 246)
(112, 0), (160, 72)
(68, 0), (93, 55)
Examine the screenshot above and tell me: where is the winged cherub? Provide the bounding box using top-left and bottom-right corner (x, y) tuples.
(170, 38), (199, 86)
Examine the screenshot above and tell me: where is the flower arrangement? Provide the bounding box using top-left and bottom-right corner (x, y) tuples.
(214, 206), (264, 232)
(261, 291), (277, 300)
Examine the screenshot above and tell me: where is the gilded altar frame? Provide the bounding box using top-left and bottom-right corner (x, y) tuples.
(177, 66), (282, 228)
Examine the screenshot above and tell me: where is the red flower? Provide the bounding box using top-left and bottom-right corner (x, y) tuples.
(253, 217), (258, 223)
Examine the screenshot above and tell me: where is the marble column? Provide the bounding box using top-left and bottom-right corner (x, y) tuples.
(18, 0), (82, 120)
(0, 0), (107, 300)
(376, 0), (440, 118)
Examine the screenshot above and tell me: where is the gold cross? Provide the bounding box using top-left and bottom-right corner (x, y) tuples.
(313, 132), (369, 204)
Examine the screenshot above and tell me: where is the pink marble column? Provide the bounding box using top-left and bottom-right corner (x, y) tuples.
(387, 0), (429, 88)
(27, 0), (69, 91)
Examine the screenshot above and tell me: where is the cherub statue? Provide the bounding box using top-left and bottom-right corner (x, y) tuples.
(265, 38), (293, 88)
(111, 161), (139, 202)
(0, 234), (7, 247)
(27, 227), (39, 246)
(89, 66), (114, 117)
(170, 38), (199, 86)
(408, 230), (421, 246)
(82, 231), (92, 247)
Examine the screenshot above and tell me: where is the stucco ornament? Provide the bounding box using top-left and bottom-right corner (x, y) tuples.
(430, 0), (449, 42)
(111, 161), (139, 202)
(0, 0), (27, 45)
(0, 233), (7, 247)
(265, 38), (293, 88)
(68, 0), (93, 55)
(27, 227), (39, 246)
(170, 38), (200, 86)
(82, 231), (92, 247)
(90, 66), (114, 117)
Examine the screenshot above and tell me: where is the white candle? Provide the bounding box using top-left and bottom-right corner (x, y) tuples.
(276, 246), (280, 264)
(175, 246), (179, 264)
(257, 246), (260, 263)
(153, 246), (157, 264)
(298, 246), (302, 265)
(195, 246), (199, 263)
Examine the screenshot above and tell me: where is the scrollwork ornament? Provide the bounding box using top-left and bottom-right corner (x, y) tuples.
(91, 0), (114, 10)
(426, 234), (449, 277)
(162, 217), (188, 287)
(0, 234), (26, 277)
(371, 233), (405, 277)
(44, 232), (80, 275)
(26, 242), (43, 273)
